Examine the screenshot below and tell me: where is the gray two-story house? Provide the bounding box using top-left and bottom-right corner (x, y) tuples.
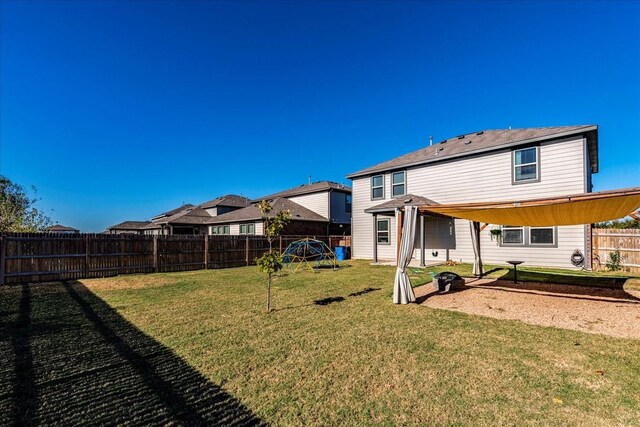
(346, 125), (598, 269)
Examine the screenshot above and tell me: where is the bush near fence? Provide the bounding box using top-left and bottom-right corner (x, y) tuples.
(592, 228), (640, 273)
(0, 233), (351, 285)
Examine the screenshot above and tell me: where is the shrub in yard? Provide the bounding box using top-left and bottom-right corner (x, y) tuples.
(255, 200), (291, 313)
(606, 249), (623, 271)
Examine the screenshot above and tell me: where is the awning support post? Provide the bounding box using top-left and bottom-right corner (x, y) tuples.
(420, 215), (425, 267)
(372, 214), (378, 263)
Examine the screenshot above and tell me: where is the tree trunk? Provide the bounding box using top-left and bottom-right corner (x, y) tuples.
(266, 272), (272, 313)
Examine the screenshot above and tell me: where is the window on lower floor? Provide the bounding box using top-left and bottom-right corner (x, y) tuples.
(240, 223), (255, 235)
(345, 194), (352, 212)
(530, 227), (555, 245)
(502, 226), (524, 245)
(211, 225), (230, 235)
(377, 219), (390, 244)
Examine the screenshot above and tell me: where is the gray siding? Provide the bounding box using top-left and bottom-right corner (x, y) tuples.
(351, 136), (589, 268)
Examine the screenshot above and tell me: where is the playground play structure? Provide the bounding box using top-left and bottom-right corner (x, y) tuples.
(282, 238), (338, 272)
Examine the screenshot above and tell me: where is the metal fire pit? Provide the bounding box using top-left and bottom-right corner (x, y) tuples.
(432, 272), (465, 292)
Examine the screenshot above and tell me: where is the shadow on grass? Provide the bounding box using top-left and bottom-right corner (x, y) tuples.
(0, 282), (265, 426)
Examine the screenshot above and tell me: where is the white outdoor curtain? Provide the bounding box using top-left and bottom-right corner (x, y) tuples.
(470, 221), (484, 277)
(393, 206), (418, 304)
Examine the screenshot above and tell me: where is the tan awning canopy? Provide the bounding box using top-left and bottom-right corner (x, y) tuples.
(418, 187), (640, 226)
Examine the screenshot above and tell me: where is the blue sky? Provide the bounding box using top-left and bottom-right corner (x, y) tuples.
(1, 0), (639, 231)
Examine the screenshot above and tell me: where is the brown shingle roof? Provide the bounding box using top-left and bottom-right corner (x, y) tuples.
(208, 198), (329, 224)
(253, 181), (351, 202)
(46, 224), (79, 232)
(364, 194), (439, 213)
(151, 204), (195, 220)
(199, 194), (251, 209)
(347, 125), (598, 178)
(108, 221), (151, 230)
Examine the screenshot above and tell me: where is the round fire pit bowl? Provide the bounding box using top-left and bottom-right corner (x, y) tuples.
(432, 272), (465, 292)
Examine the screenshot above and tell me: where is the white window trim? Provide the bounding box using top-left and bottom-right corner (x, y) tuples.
(501, 225), (525, 246)
(391, 171), (406, 198)
(513, 147), (540, 183)
(371, 175), (385, 200)
(529, 226), (556, 246)
(376, 219), (390, 245)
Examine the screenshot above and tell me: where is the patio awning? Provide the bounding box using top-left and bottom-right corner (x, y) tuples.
(417, 187), (640, 226)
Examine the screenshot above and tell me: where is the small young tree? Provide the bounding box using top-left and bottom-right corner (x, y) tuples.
(255, 200), (291, 313)
(0, 175), (52, 232)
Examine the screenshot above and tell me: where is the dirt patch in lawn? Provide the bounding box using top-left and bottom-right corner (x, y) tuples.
(414, 279), (640, 339)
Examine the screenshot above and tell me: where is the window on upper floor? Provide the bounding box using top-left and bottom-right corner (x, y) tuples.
(377, 219), (390, 244)
(513, 147), (539, 183)
(345, 194), (352, 212)
(371, 175), (384, 200)
(391, 171), (406, 197)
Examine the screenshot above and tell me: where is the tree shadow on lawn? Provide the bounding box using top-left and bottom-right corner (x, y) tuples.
(0, 282), (266, 426)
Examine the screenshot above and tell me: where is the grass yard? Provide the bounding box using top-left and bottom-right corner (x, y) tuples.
(1, 261), (639, 426)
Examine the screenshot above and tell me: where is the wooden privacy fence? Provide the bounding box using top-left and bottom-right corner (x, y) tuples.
(0, 233), (351, 285)
(592, 228), (640, 273)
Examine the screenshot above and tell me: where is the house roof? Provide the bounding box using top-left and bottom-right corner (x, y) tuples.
(46, 224), (79, 232)
(108, 221), (151, 230)
(208, 198), (329, 224)
(151, 203), (195, 220)
(253, 181), (351, 202)
(364, 194), (439, 213)
(199, 194), (251, 209)
(347, 125), (599, 179)
(145, 206), (212, 228)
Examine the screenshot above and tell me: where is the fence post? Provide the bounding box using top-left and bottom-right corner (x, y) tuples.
(279, 235), (282, 253)
(153, 236), (158, 273)
(0, 237), (6, 286)
(204, 234), (209, 269)
(245, 236), (250, 266)
(84, 235), (90, 278)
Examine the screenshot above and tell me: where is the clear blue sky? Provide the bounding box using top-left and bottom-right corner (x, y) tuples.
(1, 0), (639, 231)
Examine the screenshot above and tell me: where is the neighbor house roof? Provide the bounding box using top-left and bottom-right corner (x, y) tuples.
(253, 181), (351, 202)
(347, 125), (598, 179)
(46, 224), (79, 232)
(108, 221), (151, 231)
(151, 203), (195, 220)
(364, 194), (439, 213)
(144, 206), (212, 229)
(199, 194), (251, 209)
(208, 198), (329, 224)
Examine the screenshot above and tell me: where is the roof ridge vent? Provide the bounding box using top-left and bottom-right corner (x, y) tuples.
(476, 131), (484, 135)
(457, 135), (465, 139)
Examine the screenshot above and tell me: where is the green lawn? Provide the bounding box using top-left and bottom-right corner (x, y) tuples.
(1, 261), (639, 426)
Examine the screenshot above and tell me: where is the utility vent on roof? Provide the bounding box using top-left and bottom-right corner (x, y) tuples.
(457, 135), (465, 139)
(439, 140), (447, 144)
(476, 131), (484, 135)
(464, 140), (472, 145)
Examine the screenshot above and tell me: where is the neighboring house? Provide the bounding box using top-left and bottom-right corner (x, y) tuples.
(346, 125), (599, 269)
(107, 221), (151, 234)
(142, 195), (251, 235)
(46, 224), (80, 234)
(207, 198), (329, 236)
(199, 195), (251, 216)
(253, 181), (352, 235)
